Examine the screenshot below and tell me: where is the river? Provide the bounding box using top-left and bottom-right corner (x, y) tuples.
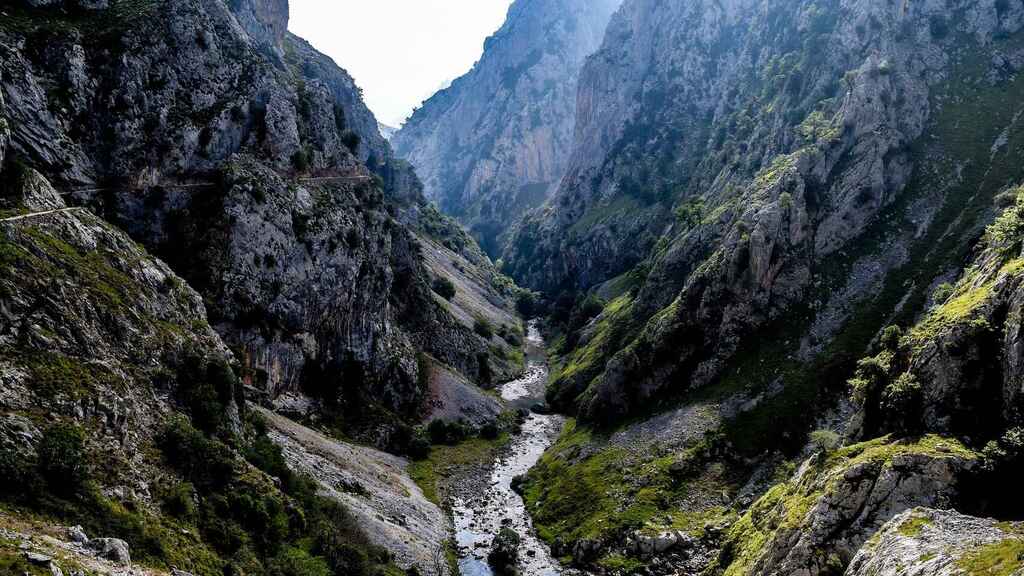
(452, 320), (565, 576)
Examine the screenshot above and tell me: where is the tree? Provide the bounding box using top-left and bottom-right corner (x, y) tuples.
(432, 276), (456, 301)
(809, 429), (840, 463)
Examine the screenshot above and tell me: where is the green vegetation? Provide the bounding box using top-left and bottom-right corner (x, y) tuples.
(408, 432), (510, 506)
(547, 294), (633, 410)
(897, 513), (933, 538)
(521, 420), (734, 568)
(432, 276), (457, 300)
(0, 0), (159, 41)
(713, 435), (977, 576)
(956, 538), (1024, 576)
(473, 317), (494, 339)
(25, 353), (121, 401)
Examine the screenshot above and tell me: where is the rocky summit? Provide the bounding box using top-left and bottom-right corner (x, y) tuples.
(4, 0), (1024, 576)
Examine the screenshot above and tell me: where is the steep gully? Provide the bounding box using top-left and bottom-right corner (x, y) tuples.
(454, 321), (565, 576)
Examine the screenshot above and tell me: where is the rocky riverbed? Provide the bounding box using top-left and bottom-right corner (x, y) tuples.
(452, 322), (566, 576)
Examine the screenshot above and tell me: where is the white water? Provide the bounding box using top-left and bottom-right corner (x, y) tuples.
(453, 321), (565, 576)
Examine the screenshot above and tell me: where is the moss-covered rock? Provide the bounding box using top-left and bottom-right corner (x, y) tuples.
(711, 435), (978, 576)
(846, 508), (1024, 576)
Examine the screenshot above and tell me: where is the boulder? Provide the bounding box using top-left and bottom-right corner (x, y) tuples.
(487, 527), (521, 575)
(91, 538), (130, 565)
(66, 525), (88, 545)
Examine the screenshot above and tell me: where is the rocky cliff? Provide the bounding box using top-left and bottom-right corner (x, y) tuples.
(0, 0), (521, 442)
(392, 0), (621, 257)
(512, 0), (1024, 572)
(519, 0), (1024, 426)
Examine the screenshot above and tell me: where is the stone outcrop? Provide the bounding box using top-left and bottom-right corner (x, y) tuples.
(846, 508), (1024, 576)
(713, 437), (979, 576)
(393, 0), (621, 256)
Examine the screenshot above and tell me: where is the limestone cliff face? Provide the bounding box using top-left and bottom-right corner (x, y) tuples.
(0, 165), (239, 500)
(518, 0), (1024, 424)
(0, 0), (517, 432)
(392, 0), (621, 257)
(228, 0), (289, 62)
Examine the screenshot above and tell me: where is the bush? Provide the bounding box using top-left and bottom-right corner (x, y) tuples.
(37, 423), (88, 496)
(881, 372), (923, 434)
(291, 149), (310, 172)
(341, 131), (361, 154)
(809, 429), (840, 461)
(432, 276), (456, 301)
(931, 282), (955, 306)
(161, 482), (196, 519)
(473, 318), (494, 339)
(878, 325), (904, 350)
(515, 291), (539, 317)
(174, 353), (238, 435)
(427, 419), (469, 446)
(480, 422), (500, 440)
(158, 417), (236, 490)
(386, 424), (430, 460)
(268, 547), (332, 576)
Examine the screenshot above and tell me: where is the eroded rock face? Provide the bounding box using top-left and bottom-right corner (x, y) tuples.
(0, 0), (513, 429)
(0, 166), (238, 495)
(515, 0), (1024, 424)
(228, 0), (289, 62)
(393, 0), (621, 256)
(846, 508), (1024, 576)
(716, 438), (979, 576)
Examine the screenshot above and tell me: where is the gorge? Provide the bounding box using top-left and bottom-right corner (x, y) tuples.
(3, 1), (1024, 576)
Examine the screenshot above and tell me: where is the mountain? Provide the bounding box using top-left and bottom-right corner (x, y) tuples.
(0, 1), (524, 574)
(378, 122), (398, 141)
(502, 0), (1024, 572)
(392, 0), (621, 257)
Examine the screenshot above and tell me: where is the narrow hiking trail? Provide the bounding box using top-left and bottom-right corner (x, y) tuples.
(453, 321), (566, 576)
(0, 207), (83, 223)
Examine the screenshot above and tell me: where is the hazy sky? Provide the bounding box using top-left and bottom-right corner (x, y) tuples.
(289, 0), (515, 127)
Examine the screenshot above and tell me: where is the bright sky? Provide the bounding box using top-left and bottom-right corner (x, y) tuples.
(289, 0), (515, 127)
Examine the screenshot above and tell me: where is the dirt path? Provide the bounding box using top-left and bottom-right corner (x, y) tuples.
(0, 206), (83, 223)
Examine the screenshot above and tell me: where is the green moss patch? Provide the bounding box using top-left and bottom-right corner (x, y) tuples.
(957, 538), (1024, 576)
(522, 420), (736, 568)
(407, 433), (510, 506)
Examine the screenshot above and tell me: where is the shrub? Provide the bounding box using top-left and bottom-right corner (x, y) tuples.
(480, 422), (500, 440)
(341, 131), (361, 154)
(386, 423), (430, 460)
(931, 283), (955, 306)
(174, 353), (238, 435)
(881, 372), (923, 434)
(268, 547), (332, 576)
(929, 15), (949, 39)
(515, 291), (539, 317)
(37, 423), (88, 496)
(473, 318), (494, 339)
(477, 352), (493, 386)
(878, 325), (904, 350)
(809, 429), (840, 461)
(161, 482), (196, 519)
(291, 149), (310, 172)
(427, 419), (469, 446)
(158, 417), (236, 490)
(432, 276), (456, 301)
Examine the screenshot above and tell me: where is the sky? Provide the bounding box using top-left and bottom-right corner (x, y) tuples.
(289, 0), (515, 128)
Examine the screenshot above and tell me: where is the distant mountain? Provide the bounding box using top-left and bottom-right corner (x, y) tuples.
(392, 0), (622, 257)
(378, 121), (399, 141)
